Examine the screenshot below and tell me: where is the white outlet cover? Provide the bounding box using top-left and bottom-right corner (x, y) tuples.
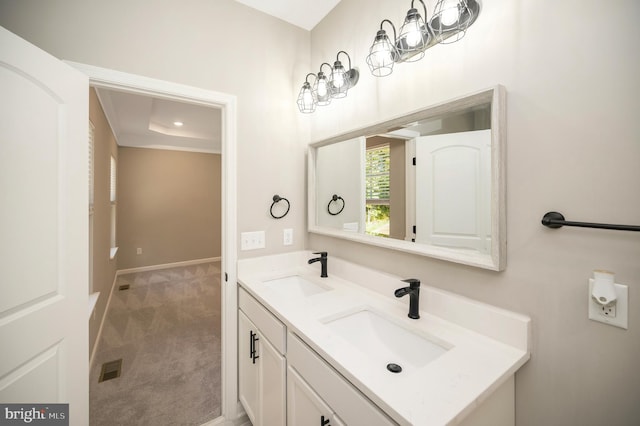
(283, 228), (293, 246)
(588, 279), (628, 329)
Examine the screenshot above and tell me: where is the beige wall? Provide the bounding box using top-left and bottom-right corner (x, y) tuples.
(0, 0), (310, 259)
(117, 147), (221, 269)
(309, 1), (640, 425)
(88, 88), (118, 356)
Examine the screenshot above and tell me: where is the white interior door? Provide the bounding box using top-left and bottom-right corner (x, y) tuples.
(0, 26), (89, 423)
(414, 129), (491, 252)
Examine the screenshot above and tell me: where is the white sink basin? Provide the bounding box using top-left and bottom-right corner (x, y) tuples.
(262, 275), (330, 298)
(323, 309), (448, 373)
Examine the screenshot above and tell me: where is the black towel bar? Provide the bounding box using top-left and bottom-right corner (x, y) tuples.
(541, 212), (640, 232)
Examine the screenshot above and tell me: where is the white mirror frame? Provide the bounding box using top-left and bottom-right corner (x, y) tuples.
(308, 85), (506, 271)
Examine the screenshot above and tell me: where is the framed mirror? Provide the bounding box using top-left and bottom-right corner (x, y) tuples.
(308, 86), (506, 271)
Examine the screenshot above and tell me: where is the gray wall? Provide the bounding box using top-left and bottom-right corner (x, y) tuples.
(309, 0), (640, 425)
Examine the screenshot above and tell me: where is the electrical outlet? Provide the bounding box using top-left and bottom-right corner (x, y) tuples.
(136, 248), (142, 255)
(283, 228), (293, 246)
(588, 279), (628, 329)
(600, 303), (616, 318)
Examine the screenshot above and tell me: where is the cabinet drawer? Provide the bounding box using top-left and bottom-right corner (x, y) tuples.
(287, 332), (396, 426)
(239, 286), (286, 354)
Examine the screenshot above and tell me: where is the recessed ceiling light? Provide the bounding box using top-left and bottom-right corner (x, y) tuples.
(173, 121), (184, 127)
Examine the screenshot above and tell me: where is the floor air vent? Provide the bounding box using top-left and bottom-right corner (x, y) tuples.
(118, 284), (130, 291)
(99, 359), (123, 382)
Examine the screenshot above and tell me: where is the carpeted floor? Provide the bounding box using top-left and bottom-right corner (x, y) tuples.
(90, 262), (221, 426)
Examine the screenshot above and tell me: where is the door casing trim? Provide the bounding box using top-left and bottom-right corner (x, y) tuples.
(66, 61), (241, 422)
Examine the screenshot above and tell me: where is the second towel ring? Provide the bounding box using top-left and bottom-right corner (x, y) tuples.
(327, 194), (345, 216)
(270, 195), (290, 219)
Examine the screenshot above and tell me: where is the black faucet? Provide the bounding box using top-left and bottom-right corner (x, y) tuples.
(395, 278), (420, 319)
(308, 251), (328, 277)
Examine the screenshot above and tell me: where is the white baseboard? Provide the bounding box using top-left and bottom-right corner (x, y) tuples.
(89, 272), (118, 370)
(199, 414), (249, 426)
(117, 256), (221, 275)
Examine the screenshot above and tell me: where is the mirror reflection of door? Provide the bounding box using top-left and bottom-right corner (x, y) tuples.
(413, 129), (491, 253)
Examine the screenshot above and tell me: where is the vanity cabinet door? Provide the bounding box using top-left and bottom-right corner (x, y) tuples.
(238, 311), (259, 424)
(259, 330), (286, 425)
(287, 366), (343, 426)
(239, 310), (286, 426)
(287, 332), (396, 425)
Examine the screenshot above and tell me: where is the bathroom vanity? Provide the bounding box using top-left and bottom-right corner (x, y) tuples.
(237, 251), (530, 425)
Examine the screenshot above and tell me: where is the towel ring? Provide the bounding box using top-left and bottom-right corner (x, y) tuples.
(270, 195), (290, 219)
(327, 194), (345, 216)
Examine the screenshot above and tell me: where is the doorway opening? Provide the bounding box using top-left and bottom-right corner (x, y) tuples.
(69, 62), (239, 424)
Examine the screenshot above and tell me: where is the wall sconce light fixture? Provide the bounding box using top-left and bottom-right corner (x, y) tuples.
(431, 0), (477, 44)
(367, 0), (480, 76)
(329, 51), (353, 99)
(365, 19), (398, 77)
(297, 51), (359, 113)
(297, 73), (317, 114)
(313, 63), (333, 106)
(397, 0), (431, 62)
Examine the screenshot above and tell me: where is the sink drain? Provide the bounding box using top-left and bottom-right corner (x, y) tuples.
(386, 363), (402, 373)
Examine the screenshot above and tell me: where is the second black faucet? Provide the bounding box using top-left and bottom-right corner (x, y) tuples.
(395, 278), (421, 319)
(308, 251), (328, 277)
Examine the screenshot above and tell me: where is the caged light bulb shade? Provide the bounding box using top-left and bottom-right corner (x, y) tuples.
(313, 63), (334, 106)
(314, 73), (332, 106)
(439, 0), (461, 26)
(317, 80), (328, 97)
(397, 4), (431, 62)
(366, 29), (397, 77)
(297, 81), (316, 113)
(330, 61), (349, 98)
(403, 19), (422, 47)
(431, 0), (476, 44)
(332, 69), (346, 88)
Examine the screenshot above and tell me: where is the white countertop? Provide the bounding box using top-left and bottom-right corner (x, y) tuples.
(237, 251), (530, 425)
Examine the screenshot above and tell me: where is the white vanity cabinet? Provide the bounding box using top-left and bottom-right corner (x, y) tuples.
(238, 288), (286, 426)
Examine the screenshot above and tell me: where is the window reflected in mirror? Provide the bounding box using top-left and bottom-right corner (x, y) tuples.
(365, 143), (390, 237)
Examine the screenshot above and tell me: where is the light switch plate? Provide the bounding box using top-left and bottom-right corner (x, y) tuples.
(240, 231), (265, 251)
(588, 279), (628, 329)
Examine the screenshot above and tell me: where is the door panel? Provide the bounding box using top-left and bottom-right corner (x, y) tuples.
(287, 366), (334, 426)
(414, 129), (491, 252)
(259, 334), (285, 425)
(0, 26), (88, 423)
(238, 311), (258, 424)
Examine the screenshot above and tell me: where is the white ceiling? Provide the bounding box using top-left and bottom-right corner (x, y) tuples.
(233, 0), (342, 30)
(96, 88), (222, 154)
